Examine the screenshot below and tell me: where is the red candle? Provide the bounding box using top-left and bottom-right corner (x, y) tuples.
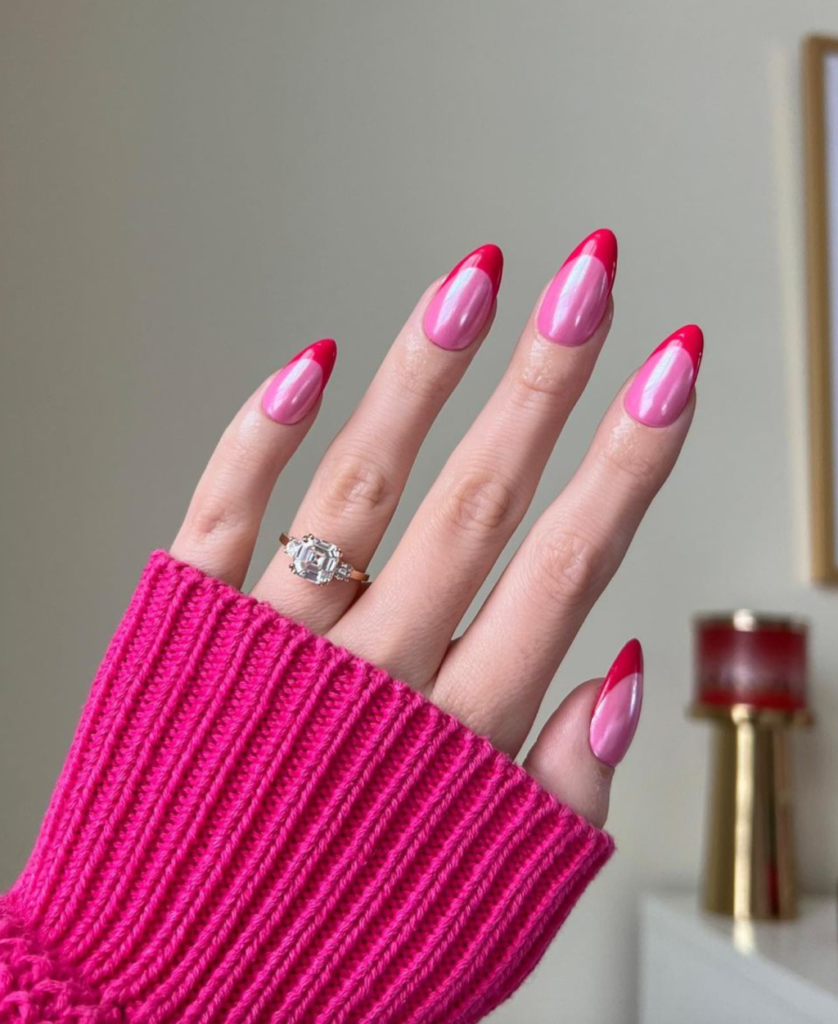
(694, 612), (808, 711)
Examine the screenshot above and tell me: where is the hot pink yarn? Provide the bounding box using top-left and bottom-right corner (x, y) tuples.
(0, 551), (614, 1023)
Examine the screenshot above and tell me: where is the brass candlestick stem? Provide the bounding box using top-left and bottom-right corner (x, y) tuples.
(690, 703), (812, 920)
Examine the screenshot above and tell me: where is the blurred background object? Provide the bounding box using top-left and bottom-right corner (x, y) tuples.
(691, 612), (811, 921)
(640, 892), (838, 1023)
(3, 2), (838, 1021)
(804, 35), (838, 582)
(694, 612), (809, 711)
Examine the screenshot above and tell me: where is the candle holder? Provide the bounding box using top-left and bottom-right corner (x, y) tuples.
(690, 611), (812, 920)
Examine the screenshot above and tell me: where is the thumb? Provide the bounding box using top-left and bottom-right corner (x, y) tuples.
(523, 639), (643, 829)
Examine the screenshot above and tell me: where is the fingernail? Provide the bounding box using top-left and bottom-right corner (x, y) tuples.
(589, 638), (643, 767)
(423, 244), (503, 351)
(625, 324), (703, 427)
(261, 338), (337, 425)
(536, 228), (618, 346)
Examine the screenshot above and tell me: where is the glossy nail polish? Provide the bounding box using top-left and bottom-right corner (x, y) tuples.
(625, 325), (703, 428)
(423, 244), (503, 351)
(261, 338), (337, 425)
(536, 228), (618, 346)
(589, 638), (643, 768)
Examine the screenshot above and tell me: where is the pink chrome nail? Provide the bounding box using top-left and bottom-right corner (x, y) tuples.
(625, 325), (703, 428)
(261, 338), (337, 425)
(423, 244), (503, 351)
(589, 639), (643, 768)
(536, 228), (618, 346)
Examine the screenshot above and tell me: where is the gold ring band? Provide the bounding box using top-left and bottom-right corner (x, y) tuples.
(279, 532), (370, 586)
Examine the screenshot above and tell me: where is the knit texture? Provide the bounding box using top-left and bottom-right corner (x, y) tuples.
(0, 551), (614, 1024)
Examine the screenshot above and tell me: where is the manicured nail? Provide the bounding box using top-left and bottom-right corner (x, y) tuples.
(423, 244), (503, 351)
(261, 338), (337, 425)
(625, 325), (703, 427)
(589, 638), (643, 768)
(536, 228), (618, 346)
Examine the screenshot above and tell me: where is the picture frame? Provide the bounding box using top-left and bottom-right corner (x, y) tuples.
(803, 35), (838, 583)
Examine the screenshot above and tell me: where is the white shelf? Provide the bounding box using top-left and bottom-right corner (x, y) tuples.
(640, 893), (838, 1024)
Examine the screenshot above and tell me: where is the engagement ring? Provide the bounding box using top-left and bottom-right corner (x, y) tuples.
(279, 532), (371, 586)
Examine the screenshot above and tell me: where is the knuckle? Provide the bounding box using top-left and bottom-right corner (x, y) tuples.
(218, 412), (266, 472)
(184, 498), (251, 553)
(509, 363), (566, 407)
(531, 523), (611, 610)
(321, 452), (394, 519)
(390, 343), (447, 403)
(596, 420), (661, 490)
(179, 426), (265, 551)
(508, 346), (577, 408)
(443, 471), (518, 540)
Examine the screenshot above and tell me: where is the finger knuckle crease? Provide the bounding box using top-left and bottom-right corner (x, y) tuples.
(534, 526), (609, 608)
(390, 346), (445, 402)
(219, 417), (264, 471)
(187, 503), (249, 545)
(323, 454), (393, 518)
(445, 473), (517, 538)
(597, 426), (659, 487)
(510, 360), (568, 407)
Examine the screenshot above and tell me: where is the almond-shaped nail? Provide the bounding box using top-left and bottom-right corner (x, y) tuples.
(261, 338), (337, 425)
(536, 228), (618, 346)
(589, 639), (643, 767)
(423, 244), (503, 351)
(625, 325), (703, 427)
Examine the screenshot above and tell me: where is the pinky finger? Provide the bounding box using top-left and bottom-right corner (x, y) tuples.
(170, 339), (336, 588)
(523, 639), (643, 829)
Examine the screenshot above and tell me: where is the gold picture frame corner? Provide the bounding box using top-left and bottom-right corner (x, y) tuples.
(803, 34), (838, 583)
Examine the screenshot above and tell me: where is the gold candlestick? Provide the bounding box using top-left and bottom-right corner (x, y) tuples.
(690, 703), (811, 919)
(691, 612), (811, 920)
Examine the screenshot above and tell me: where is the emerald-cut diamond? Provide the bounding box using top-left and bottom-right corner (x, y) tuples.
(289, 534), (342, 585)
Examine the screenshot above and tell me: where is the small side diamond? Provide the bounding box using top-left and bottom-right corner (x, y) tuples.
(286, 538), (300, 557)
(335, 562), (353, 581)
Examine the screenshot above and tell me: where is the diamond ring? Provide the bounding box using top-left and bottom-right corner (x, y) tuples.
(279, 532), (371, 586)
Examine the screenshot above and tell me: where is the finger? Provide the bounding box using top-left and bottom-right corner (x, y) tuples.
(330, 229), (618, 682)
(250, 244), (503, 631)
(524, 640), (643, 829)
(170, 339), (336, 588)
(435, 325), (701, 751)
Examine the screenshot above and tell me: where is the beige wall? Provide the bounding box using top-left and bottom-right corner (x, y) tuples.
(2, 2), (838, 1020)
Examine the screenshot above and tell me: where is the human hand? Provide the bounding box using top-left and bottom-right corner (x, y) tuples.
(171, 230), (701, 830)
(1, 231), (702, 1024)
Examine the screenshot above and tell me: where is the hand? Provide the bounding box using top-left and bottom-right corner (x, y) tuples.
(170, 231), (701, 830)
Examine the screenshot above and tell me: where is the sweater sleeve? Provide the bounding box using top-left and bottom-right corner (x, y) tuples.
(0, 551), (614, 1024)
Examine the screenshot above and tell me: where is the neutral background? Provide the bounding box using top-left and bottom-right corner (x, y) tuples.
(2, 2), (838, 1021)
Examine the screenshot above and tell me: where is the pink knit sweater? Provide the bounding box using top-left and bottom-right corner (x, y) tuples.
(0, 551), (613, 1023)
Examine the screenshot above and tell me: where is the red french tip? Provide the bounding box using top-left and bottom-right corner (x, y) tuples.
(293, 337), (337, 387)
(564, 228), (618, 284)
(593, 638), (644, 714)
(650, 324), (704, 379)
(443, 243), (504, 297)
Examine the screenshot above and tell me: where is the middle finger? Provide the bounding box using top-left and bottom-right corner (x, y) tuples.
(329, 229), (618, 682)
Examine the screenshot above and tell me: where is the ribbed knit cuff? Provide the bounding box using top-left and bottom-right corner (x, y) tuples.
(0, 905), (125, 1022)
(3, 551), (614, 1024)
